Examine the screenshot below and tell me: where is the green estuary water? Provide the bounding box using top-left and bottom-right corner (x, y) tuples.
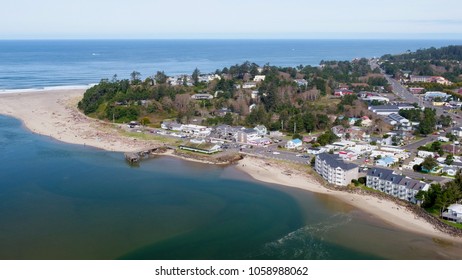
(1, 115), (462, 259)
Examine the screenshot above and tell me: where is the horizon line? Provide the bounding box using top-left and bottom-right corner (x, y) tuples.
(2, 38), (462, 41)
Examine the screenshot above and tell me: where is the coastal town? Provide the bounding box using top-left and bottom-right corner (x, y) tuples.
(2, 45), (462, 240)
(99, 49), (462, 229)
(4, 0), (462, 269)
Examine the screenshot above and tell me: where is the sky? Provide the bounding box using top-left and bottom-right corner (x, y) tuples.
(2, 0), (462, 39)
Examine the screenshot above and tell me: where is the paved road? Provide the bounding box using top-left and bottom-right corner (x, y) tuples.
(385, 75), (421, 104)
(401, 135), (438, 151)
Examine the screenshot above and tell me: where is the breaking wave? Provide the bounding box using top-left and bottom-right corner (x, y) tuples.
(249, 213), (353, 259)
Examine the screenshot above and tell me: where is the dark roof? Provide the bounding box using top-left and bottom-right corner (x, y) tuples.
(387, 113), (408, 122)
(369, 105), (399, 111)
(243, 128), (257, 134)
(317, 153), (358, 171)
(451, 161), (462, 167)
(367, 167), (427, 191)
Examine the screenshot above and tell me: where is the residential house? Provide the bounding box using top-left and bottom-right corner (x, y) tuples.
(294, 79), (308, 87)
(215, 107), (232, 117)
(409, 87), (425, 94)
(380, 146), (410, 159)
(345, 126), (369, 141)
(315, 153), (359, 186)
(346, 143), (377, 156)
(307, 147), (326, 155)
(191, 93), (213, 100)
(361, 116), (373, 127)
(438, 136), (450, 142)
(366, 96), (390, 103)
(248, 137), (272, 146)
(254, 125), (267, 136)
(285, 139), (303, 149)
(332, 141), (356, 149)
(417, 150), (435, 158)
(161, 121), (184, 131)
(348, 117), (361, 126)
(182, 124), (212, 137)
(338, 84), (349, 90)
(249, 104), (256, 112)
(214, 125), (241, 139)
(242, 82), (257, 89)
(452, 127), (462, 138)
(442, 204), (462, 223)
(269, 131), (283, 137)
(366, 167), (429, 203)
(253, 75), (266, 82)
(331, 125), (345, 138)
(160, 121), (173, 130)
(338, 150), (358, 161)
(442, 144), (462, 154)
(199, 74), (221, 83)
(376, 156), (397, 167)
(442, 166), (460, 176)
(214, 90), (224, 97)
(387, 113), (411, 130)
(334, 89), (354, 97)
(303, 135), (317, 143)
(237, 128), (259, 143)
(404, 157), (424, 170)
(410, 75), (434, 83)
(362, 93), (390, 103)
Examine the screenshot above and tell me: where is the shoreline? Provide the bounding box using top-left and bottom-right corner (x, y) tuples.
(0, 89), (158, 152)
(0, 88), (461, 243)
(235, 156), (462, 242)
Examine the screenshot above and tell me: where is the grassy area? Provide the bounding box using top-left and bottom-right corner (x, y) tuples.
(357, 184), (383, 194)
(426, 208), (462, 230)
(120, 131), (182, 145)
(145, 112), (177, 128)
(441, 219), (462, 230)
(175, 148), (212, 157)
(313, 95), (341, 108)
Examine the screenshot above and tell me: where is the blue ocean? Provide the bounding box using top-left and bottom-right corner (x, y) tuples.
(1, 39), (462, 90)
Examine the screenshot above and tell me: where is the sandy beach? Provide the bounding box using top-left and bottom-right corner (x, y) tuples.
(236, 156), (462, 242)
(0, 88), (461, 243)
(0, 89), (157, 152)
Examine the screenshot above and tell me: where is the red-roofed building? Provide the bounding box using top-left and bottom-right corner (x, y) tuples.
(334, 89), (354, 96)
(409, 87), (425, 94)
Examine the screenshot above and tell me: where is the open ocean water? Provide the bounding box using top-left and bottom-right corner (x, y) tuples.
(2, 40), (462, 259)
(1, 39), (462, 90)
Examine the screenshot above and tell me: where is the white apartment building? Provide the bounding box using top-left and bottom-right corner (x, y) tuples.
(366, 167), (429, 203)
(315, 153), (359, 186)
